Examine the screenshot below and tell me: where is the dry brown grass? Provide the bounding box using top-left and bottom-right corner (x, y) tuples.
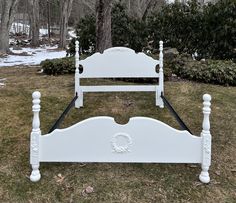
(0, 66), (236, 202)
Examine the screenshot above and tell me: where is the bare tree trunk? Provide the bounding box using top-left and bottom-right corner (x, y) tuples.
(59, 0), (74, 49)
(47, 0), (51, 39)
(95, 0), (112, 53)
(28, 0), (40, 47)
(0, 0), (19, 53)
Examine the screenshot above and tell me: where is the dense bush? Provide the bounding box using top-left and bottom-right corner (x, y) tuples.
(69, 0), (236, 60)
(170, 57), (236, 86)
(148, 0), (236, 60)
(111, 3), (148, 52)
(41, 57), (75, 75)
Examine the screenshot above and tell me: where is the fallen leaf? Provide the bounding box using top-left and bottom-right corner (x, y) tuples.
(85, 186), (94, 194)
(54, 173), (65, 184)
(82, 186), (94, 196)
(215, 170), (221, 176)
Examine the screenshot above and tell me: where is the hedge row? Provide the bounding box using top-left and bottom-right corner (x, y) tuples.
(41, 56), (236, 86)
(170, 58), (236, 86)
(148, 0), (236, 60)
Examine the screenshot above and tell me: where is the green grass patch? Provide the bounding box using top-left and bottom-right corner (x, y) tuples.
(0, 66), (235, 202)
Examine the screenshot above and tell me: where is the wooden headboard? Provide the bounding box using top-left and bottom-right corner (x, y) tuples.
(74, 41), (164, 108)
(79, 47), (160, 78)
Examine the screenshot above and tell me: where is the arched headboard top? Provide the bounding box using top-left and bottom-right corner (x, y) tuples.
(79, 47), (160, 78)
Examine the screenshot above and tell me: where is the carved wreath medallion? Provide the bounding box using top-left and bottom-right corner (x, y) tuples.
(111, 133), (132, 153)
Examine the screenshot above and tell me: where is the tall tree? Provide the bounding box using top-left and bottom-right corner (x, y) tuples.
(95, 0), (112, 53)
(59, 0), (74, 49)
(0, 0), (19, 54)
(28, 0), (40, 47)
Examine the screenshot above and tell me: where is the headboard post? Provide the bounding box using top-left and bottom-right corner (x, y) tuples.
(156, 41), (164, 108)
(75, 41), (83, 108)
(199, 94), (212, 183)
(30, 91), (42, 182)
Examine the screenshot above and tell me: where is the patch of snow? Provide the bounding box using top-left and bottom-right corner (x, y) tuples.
(39, 28), (48, 37)
(0, 46), (66, 67)
(10, 22), (49, 37)
(10, 23), (30, 35)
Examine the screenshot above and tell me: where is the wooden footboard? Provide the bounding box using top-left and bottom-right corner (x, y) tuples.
(29, 92), (212, 184)
(40, 116), (201, 163)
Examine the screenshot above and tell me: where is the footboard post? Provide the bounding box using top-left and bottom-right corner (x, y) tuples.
(30, 91), (41, 182)
(75, 41), (83, 108)
(199, 94), (212, 183)
(156, 41), (164, 108)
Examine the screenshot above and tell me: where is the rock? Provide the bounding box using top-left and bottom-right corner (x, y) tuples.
(164, 48), (179, 61)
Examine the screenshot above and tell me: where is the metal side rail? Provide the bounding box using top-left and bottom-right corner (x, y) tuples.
(161, 93), (192, 134)
(48, 93), (78, 133)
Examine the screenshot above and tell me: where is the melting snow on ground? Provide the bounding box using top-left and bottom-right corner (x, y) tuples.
(0, 46), (67, 67)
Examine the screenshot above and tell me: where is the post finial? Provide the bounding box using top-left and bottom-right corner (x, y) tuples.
(32, 91), (41, 131)
(75, 41), (80, 71)
(203, 94), (211, 103)
(159, 40), (163, 51)
(32, 91), (41, 100)
(202, 94), (211, 132)
(32, 91), (41, 112)
(159, 40), (163, 64)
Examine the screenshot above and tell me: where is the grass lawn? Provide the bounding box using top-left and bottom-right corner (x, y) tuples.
(0, 66), (235, 202)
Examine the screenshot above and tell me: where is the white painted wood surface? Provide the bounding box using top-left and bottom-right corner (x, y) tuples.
(30, 91), (212, 183)
(81, 85), (157, 92)
(30, 91), (41, 182)
(157, 41), (164, 108)
(75, 41), (83, 108)
(74, 41), (164, 108)
(199, 94), (212, 183)
(79, 47), (160, 78)
(40, 117), (202, 163)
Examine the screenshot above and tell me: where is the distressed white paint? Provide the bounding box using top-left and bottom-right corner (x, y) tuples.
(199, 94), (212, 183)
(74, 41), (164, 108)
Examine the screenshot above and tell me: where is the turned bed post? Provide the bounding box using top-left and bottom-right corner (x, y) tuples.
(75, 41), (83, 108)
(30, 91), (41, 182)
(199, 94), (212, 183)
(157, 41), (164, 108)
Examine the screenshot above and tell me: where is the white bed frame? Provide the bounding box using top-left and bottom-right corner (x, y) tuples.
(30, 41), (212, 184)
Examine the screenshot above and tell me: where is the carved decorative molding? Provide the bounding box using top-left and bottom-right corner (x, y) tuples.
(111, 133), (132, 153)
